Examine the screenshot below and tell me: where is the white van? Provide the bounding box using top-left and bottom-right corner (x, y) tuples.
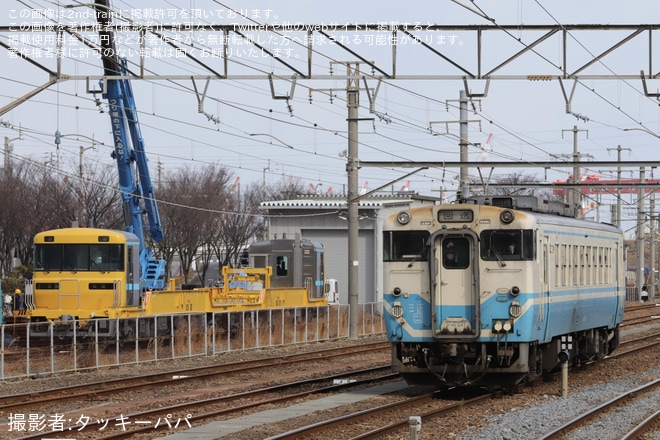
(325, 279), (340, 304)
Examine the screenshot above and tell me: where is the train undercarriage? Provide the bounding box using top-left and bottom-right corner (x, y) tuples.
(392, 326), (620, 390)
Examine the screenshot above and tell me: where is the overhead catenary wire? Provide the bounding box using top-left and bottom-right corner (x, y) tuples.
(2, 0), (659, 203)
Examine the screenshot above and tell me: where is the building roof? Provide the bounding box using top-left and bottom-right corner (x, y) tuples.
(259, 194), (440, 210)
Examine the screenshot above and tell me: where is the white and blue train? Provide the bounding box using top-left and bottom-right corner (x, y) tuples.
(383, 195), (625, 388)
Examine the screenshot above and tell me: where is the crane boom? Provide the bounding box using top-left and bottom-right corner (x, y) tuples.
(94, 0), (166, 290)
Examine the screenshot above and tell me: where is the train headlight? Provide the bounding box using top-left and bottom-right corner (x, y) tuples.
(503, 320), (512, 332)
(509, 300), (522, 318)
(493, 320), (503, 332)
(397, 211), (411, 225)
(500, 209), (515, 224)
(392, 302), (404, 319)
(510, 286), (520, 296)
(392, 287), (402, 297)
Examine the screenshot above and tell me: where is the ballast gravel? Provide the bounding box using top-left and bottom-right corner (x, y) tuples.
(458, 366), (660, 440)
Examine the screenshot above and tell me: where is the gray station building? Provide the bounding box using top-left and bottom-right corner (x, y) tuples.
(260, 194), (440, 304)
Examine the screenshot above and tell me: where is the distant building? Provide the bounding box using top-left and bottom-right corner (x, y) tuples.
(260, 194), (440, 304)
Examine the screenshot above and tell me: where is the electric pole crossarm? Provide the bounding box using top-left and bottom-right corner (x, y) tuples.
(570, 28), (645, 77)
(0, 79), (59, 117)
(318, 30), (393, 79)
(399, 28), (475, 78)
(484, 28), (560, 78)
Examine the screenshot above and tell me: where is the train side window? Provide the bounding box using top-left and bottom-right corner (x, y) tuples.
(276, 256), (288, 276)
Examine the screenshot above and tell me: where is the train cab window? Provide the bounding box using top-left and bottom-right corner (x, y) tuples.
(383, 231), (430, 262)
(34, 244), (63, 271)
(35, 243), (124, 272)
(90, 244), (124, 271)
(480, 230), (535, 261)
(62, 244), (90, 271)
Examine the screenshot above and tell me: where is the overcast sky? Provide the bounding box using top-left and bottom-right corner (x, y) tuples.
(2, 1), (659, 236)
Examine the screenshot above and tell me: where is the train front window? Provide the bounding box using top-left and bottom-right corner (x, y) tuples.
(34, 243), (124, 271)
(34, 244), (63, 271)
(480, 230), (535, 261)
(443, 237), (470, 269)
(383, 231), (430, 262)
(90, 244), (124, 271)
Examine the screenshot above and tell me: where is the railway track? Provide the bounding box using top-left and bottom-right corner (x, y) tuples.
(620, 302), (660, 327)
(257, 319), (660, 439)
(539, 378), (660, 440)
(13, 366), (398, 439)
(2, 305), (657, 439)
(0, 341), (390, 414)
(266, 391), (493, 440)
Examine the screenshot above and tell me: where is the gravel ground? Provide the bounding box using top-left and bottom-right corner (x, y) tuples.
(458, 368), (660, 440)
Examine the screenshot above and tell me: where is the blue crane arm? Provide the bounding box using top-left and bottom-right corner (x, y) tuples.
(95, 0), (166, 290)
(118, 69), (164, 244)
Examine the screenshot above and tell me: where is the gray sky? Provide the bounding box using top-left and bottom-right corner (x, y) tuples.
(2, 1), (659, 235)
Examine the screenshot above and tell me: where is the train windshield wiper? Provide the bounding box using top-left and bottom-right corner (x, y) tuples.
(490, 246), (506, 267)
(405, 254), (420, 268)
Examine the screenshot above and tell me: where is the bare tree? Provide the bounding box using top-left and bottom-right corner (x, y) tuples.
(157, 164), (233, 286)
(265, 176), (306, 200)
(75, 163), (123, 230)
(472, 172), (547, 197)
(190, 166), (233, 287)
(207, 181), (265, 279)
(0, 162), (36, 274)
(0, 158), (310, 288)
(13, 163), (81, 271)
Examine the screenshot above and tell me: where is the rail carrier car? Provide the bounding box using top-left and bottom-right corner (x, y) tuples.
(19, 230), (330, 338)
(382, 195), (625, 389)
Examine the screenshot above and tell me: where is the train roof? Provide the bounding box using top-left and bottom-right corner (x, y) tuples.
(460, 195), (622, 234)
(461, 195), (577, 217)
(248, 237), (323, 254)
(33, 228), (140, 243)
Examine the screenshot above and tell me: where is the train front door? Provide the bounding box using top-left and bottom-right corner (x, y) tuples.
(431, 234), (479, 338)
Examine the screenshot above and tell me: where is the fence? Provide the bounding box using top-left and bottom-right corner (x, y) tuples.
(625, 286), (657, 303)
(0, 302), (385, 381)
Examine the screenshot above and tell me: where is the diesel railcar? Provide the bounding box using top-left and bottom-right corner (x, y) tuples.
(383, 196), (625, 388)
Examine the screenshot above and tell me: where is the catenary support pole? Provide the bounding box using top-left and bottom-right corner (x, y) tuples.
(347, 64), (360, 339)
(637, 167), (646, 300)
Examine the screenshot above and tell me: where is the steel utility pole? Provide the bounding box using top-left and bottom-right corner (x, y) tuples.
(637, 167), (646, 300)
(434, 91), (480, 199)
(650, 194), (655, 300)
(3, 126), (22, 169)
(346, 63), (360, 339)
(562, 125), (588, 217)
(607, 145), (631, 228)
(459, 90), (469, 198)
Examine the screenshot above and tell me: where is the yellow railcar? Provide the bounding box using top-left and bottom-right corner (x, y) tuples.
(22, 228), (328, 338)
